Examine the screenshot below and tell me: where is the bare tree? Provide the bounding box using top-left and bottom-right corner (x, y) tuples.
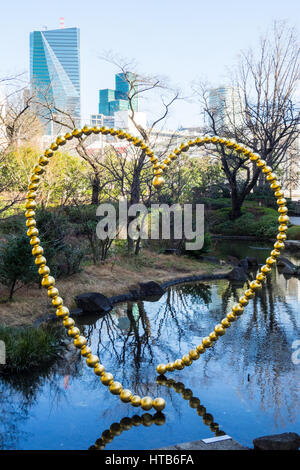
(194, 21), (300, 218)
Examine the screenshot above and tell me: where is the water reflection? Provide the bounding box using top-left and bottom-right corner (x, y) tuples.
(157, 376), (226, 438)
(1, 245), (299, 449)
(89, 412), (166, 450)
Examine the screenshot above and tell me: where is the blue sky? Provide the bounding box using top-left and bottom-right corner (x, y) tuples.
(1, 0), (300, 128)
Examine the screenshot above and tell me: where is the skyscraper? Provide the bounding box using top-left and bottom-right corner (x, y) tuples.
(30, 27), (80, 133)
(98, 73), (138, 116)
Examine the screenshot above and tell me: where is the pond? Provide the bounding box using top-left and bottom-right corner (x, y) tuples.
(1, 242), (300, 450)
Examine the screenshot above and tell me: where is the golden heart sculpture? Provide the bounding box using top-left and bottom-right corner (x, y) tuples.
(25, 126), (289, 412)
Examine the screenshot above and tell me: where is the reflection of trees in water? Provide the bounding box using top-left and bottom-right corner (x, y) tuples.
(0, 347), (82, 450)
(86, 272), (299, 429)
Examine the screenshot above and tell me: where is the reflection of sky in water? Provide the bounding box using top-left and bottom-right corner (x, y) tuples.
(1, 245), (300, 450)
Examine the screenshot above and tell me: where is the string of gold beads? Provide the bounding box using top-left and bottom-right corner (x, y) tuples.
(89, 412), (166, 450)
(155, 137), (289, 375)
(25, 126), (166, 411)
(156, 376), (226, 437)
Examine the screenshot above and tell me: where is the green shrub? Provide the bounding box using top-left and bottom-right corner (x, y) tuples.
(0, 324), (64, 374)
(0, 215), (24, 235)
(0, 233), (37, 300)
(287, 226), (300, 240)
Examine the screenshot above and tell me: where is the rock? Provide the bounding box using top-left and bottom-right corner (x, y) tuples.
(138, 281), (165, 300)
(238, 258), (249, 271)
(228, 267), (248, 282)
(246, 257), (258, 267)
(75, 292), (112, 314)
(253, 432), (300, 451)
(277, 257), (298, 275)
(226, 255), (240, 266)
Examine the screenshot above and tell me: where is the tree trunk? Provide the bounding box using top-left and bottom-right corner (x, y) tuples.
(91, 175), (100, 205)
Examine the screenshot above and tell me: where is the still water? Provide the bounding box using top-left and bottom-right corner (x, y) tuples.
(1, 242), (300, 450)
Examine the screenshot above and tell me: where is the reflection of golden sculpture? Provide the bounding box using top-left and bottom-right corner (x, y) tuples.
(157, 376), (226, 437)
(89, 412), (166, 450)
(25, 127), (288, 409)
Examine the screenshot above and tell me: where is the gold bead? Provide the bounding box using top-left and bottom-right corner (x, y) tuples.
(82, 126), (92, 135)
(94, 364), (105, 376)
(44, 149), (54, 157)
(154, 168), (163, 176)
(271, 248), (281, 257)
(86, 354), (99, 368)
(262, 165), (272, 174)
(156, 364), (167, 375)
(101, 373), (114, 386)
(261, 264), (272, 274)
(232, 304), (244, 315)
(152, 176), (165, 188)
(153, 398), (166, 412)
(182, 389), (193, 400)
(275, 190), (284, 198)
(52, 296), (63, 306)
(277, 233), (287, 241)
(256, 159), (267, 167)
(48, 286), (59, 297)
(182, 354), (193, 366)
(174, 359), (184, 370)
(271, 181), (281, 190)
(256, 273), (266, 282)
(244, 289), (255, 298)
(50, 142), (58, 150)
(72, 128), (82, 138)
(140, 397), (153, 411)
(239, 296), (249, 306)
(81, 346), (92, 357)
(35, 255), (46, 266)
(221, 318), (231, 328)
(32, 245), (44, 256)
(56, 306), (69, 318)
(209, 332), (218, 342)
(68, 326), (80, 338)
(74, 336), (86, 348)
(154, 413), (166, 426)
(109, 381), (123, 395)
(277, 198), (287, 206)
(266, 256), (276, 266)
(38, 156), (49, 166)
(278, 206), (288, 214)
(56, 136), (66, 145)
(274, 240), (285, 250)
(166, 362), (175, 372)
(110, 423), (122, 436)
(30, 174), (40, 183)
(41, 275), (55, 287)
(214, 324), (226, 336)
(189, 349), (200, 360)
(278, 224), (288, 232)
(196, 344), (206, 353)
(25, 217), (35, 228)
(227, 313), (237, 322)
(63, 317), (74, 328)
(189, 397), (201, 408)
(26, 190), (37, 199)
(202, 337), (213, 348)
(120, 417), (132, 430)
(64, 132), (73, 140)
(33, 165), (44, 175)
(120, 389), (132, 403)
(27, 227), (39, 237)
(131, 395), (142, 407)
(29, 235), (39, 245)
(38, 265), (50, 276)
(249, 280), (262, 290)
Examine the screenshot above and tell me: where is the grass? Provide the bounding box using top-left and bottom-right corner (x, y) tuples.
(0, 249), (231, 327)
(0, 323), (64, 374)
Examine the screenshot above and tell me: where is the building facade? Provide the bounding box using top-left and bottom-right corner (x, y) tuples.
(30, 27), (81, 133)
(98, 73), (138, 116)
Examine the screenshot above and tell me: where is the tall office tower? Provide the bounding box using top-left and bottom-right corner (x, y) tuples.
(208, 86), (242, 130)
(98, 73), (138, 116)
(30, 27), (80, 134)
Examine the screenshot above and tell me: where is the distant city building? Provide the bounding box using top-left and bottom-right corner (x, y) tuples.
(30, 27), (81, 134)
(208, 86), (242, 130)
(98, 73), (138, 116)
(90, 114), (115, 128)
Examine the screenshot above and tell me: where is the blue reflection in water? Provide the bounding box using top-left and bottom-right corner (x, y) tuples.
(0, 245), (300, 450)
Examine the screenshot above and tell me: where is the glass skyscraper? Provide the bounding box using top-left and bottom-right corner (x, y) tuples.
(98, 73), (138, 116)
(30, 27), (80, 133)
